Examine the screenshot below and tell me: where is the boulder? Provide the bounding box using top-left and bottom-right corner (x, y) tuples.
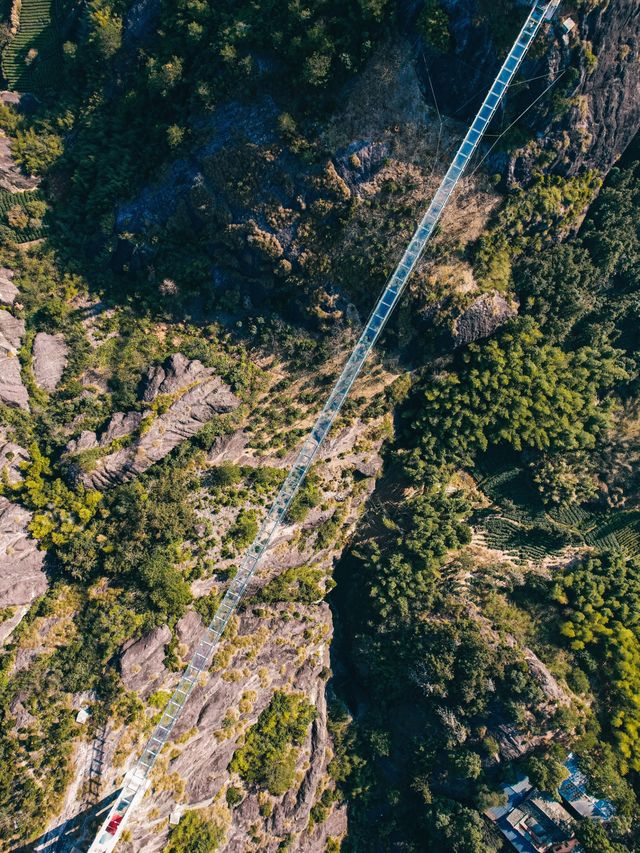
(451, 292), (518, 348)
(120, 625), (172, 698)
(175, 609), (204, 657)
(140, 352), (208, 402)
(0, 496), (47, 610)
(0, 309), (28, 410)
(0, 308), (24, 352)
(31, 332), (68, 391)
(0, 268), (18, 305)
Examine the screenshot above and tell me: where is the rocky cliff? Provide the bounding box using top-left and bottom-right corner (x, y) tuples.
(65, 353), (241, 490)
(42, 399), (388, 852)
(0, 433), (47, 643)
(416, 0), (640, 181)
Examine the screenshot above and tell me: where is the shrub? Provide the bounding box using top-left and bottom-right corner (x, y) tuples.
(165, 810), (225, 852)
(418, 1), (450, 52)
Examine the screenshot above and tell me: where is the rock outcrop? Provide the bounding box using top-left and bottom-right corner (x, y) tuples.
(120, 625), (172, 698)
(140, 352), (205, 402)
(0, 309), (28, 410)
(0, 497), (47, 627)
(118, 604), (345, 853)
(31, 332), (68, 391)
(66, 354), (240, 489)
(54, 407), (386, 851)
(450, 291), (518, 347)
(0, 436), (46, 642)
(0, 268), (18, 305)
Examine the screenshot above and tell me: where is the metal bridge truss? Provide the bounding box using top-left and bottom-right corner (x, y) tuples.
(88, 2), (559, 848)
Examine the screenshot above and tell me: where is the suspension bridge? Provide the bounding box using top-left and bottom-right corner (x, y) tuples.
(87, 1), (562, 848)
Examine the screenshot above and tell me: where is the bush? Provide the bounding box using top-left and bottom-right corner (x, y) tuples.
(418, 1), (450, 52)
(165, 810), (225, 852)
(226, 785), (243, 807)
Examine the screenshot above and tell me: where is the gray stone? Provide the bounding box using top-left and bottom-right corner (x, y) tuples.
(120, 625), (172, 698)
(451, 292), (518, 348)
(141, 352), (208, 402)
(0, 268), (18, 305)
(69, 356), (240, 489)
(0, 308), (24, 352)
(0, 309), (28, 410)
(66, 429), (99, 454)
(176, 610), (204, 657)
(32, 332), (68, 391)
(0, 496), (47, 610)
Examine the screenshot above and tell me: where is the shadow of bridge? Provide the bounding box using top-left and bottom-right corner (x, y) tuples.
(12, 790), (119, 853)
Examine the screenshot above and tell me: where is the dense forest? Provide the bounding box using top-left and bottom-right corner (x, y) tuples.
(0, 0), (639, 851)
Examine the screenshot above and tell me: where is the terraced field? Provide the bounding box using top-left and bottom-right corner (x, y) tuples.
(2, 0), (63, 94)
(474, 462), (640, 562)
(0, 188), (47, 241)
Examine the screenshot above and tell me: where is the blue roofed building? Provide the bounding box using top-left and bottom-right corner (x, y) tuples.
(485, 754), (615, 853)
(559, 753), (616, 821)
(485, 775), (579, 853)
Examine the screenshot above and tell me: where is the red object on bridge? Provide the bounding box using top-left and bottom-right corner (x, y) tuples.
(106, 814), (123, 835)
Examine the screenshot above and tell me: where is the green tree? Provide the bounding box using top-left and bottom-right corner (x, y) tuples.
(87, 1), (123, 59)
(576, 820), (628, 853)
(418, 0), (450, 52)
(405, 318), (627, 483)
(525, 753), (569, 796)
(12, 129), (63, 176)
(554, 554), (640, 772)
(515, 244), (599, 342)
(165, 810), (225, 852)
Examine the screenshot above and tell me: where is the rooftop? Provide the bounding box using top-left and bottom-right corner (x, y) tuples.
(559, 753), (616, 821)
(485, 754), (615, 853)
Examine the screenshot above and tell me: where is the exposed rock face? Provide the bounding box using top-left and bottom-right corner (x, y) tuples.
(0, 429), (28, 483)
(0, 496), (47, 611)
(510, 0), (640, 182)
(0, 308), (24, 351)
(52, 410), (385, 851)
(66, 354), (240, 489)
(175, 609), (204, 653)
(450, 291), (518, 347)
(416, 0), (640, 180)
(120, 604), (345, 853)
(140, 352), (206, 402)
(67, 411), (144, 456)
(0, 268), (18, 304)
(120, 625), (172, 698)
(32, 331), (68, 391)
(0, 435), (46, 642)
(0, 134), (39, 192)
(0, 309), (28, 410)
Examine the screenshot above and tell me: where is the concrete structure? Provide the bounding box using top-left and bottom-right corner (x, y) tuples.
(168, 806), (183, 826)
